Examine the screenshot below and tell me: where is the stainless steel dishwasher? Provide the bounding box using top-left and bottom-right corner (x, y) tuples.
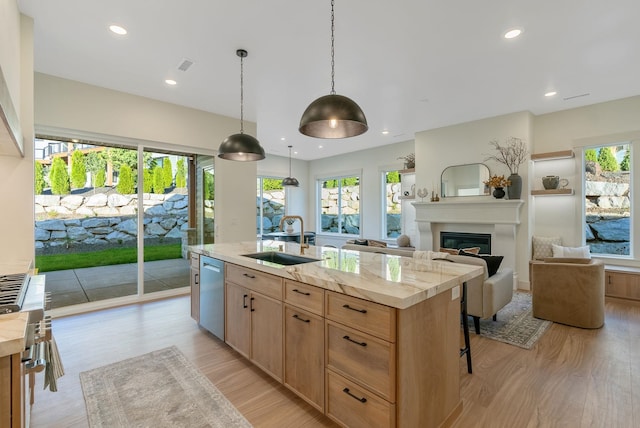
(199, 256), (225, 340)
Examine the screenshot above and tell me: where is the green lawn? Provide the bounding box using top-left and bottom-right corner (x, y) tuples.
(35, 244), (182, 272)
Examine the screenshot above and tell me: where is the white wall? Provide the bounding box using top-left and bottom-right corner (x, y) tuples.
(307, 140), (415, 247)
(0, 0), (24, 154)
(0, 12), (34, 264)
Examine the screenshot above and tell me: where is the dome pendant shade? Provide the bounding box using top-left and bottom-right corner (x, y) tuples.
(218, 133), (265, 161)
(299, 94), (368, 139)
(218, 48), (265, 161)
(282, 176), (300, 187)
(282, 145), (299, 187)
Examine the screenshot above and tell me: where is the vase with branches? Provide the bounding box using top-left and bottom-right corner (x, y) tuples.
(484, 137), (529, 199)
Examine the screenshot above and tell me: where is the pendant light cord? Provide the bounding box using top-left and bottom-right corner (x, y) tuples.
(240, 53), (245, 133)
(330, 0), (335, 95)
(288, 145), (293, 175)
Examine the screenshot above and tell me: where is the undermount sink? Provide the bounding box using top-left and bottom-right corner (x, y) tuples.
(242, 251), (319, 266)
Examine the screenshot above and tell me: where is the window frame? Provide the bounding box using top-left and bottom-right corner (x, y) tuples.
(316, 171), (362, 237)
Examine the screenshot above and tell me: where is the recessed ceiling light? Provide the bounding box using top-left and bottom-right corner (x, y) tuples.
(318, 145), (323, 149)
(165, 79), (177, 86)
(281, 137), (286, 141)
(109, 25), (127, 35)
(503, 28), (522, 39)
(71, 139), (79, 143)
(382, 130), (390, 135)
(544, 91), (557, 97)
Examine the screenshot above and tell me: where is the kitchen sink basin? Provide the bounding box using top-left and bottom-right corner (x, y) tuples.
(242, 251), (319, 266)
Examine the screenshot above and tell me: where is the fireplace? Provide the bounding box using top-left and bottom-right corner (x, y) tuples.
(440, 232), (491, 254)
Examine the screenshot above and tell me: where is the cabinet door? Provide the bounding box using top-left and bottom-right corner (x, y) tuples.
(606, 271), (640, 300)
(284, 305), (325, 411)
(190, 267), (200, 322)
(251, 292), (283, 381)
(225, 282), (251, 358)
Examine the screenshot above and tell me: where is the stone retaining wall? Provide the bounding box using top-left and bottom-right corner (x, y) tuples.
(585, 177), (630, 255)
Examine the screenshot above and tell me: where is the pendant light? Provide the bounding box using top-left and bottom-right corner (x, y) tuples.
(299, 0), (368, 139)
(282, 145), (299, 187)
(218, 49), (265, 161)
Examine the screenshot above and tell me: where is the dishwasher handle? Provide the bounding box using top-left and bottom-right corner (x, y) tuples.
(202, 264), (222, 273)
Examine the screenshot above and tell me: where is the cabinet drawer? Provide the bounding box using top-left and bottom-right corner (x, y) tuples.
(326, 321), (395, 401)
(326, 370), (395, 428)
(190, 252), (200, 268)
(226, 264), (283, 300)
(326, 291), (396, 341)
(284, 280), (324, 315)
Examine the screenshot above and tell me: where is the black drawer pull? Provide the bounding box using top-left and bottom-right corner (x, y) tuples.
(343, 304), (367, 314)
(343, 335), (367, 347)
(292, 314), (310, 323)
(250, 297), (255, 312)
(292, 288), (311, 296)
(343, 387), (367, 403)
(242, 294), (248, 308)
(243, 273), (256, 279)
(194, 273), (199, 285)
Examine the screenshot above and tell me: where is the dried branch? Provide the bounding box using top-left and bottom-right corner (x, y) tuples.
(484, 137), (529, 175)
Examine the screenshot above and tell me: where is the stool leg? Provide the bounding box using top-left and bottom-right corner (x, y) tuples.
(460, 282), (472, 374)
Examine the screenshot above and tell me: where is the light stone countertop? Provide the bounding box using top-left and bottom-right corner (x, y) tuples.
(190, 240), (484, 309)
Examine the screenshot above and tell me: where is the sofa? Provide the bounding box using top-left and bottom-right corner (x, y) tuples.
(341, 237), (415, 257)
(341, 243), (514, 333)
(530, 258), (605, 328)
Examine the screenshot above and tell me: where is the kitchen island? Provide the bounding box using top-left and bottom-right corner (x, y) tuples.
(189, 241), (483, 428)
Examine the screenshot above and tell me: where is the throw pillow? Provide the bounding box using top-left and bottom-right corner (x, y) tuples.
(367, 239), (387, 248)
(532, 236), (562, 260)
(552, 244), (591, 259)
(439, 247), (481, 255)
(459, 250), (504, 277)
(353, 239), (368, 246)
(397, 234), (411, 247)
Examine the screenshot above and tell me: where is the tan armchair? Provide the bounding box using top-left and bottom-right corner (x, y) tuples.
(530, 258), (604, 329)
(447, 254), (514, 334)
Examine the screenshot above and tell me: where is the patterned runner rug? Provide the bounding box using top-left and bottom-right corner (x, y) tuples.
(472, 291), (551, 349)
(80, 346), (252, 428)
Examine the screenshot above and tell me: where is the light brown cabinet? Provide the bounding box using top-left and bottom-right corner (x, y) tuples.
(221, 262), (461, 428)
(0, 353), (27, 428)
(284, 305), (325, 411)
(224, 264), (283, 382)
(605, 269), (640, 300)
(189, 252), (200, 322)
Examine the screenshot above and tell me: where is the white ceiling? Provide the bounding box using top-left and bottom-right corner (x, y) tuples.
(17, 0), (640, 160)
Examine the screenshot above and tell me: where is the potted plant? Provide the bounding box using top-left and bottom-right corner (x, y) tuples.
(484, 137), (528, 199)
(483, 175), (511, 199)
(398, 153), (415, 169)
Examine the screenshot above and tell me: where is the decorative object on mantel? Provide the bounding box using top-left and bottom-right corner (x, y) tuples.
(397, 152), (415, 169)
(484, 175), (511, 199)
(417, 187), (428, 202)
(285, 218), (295, 234)
(542, 175), (560, 190)
(559, 178), (569, 189)
(430, 190), (440, 202)
(484, 137), (529, 199)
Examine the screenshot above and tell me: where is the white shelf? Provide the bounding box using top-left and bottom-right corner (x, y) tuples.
(531, 150), (574, 161)
(531, 189), (574, 196)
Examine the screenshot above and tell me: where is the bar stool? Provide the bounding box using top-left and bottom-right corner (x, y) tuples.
(460, 281), (472, 374)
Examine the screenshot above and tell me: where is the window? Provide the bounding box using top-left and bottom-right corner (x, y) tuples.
(383, 170), (402, 238)
(584, 143), (631, 256)
(318, 175), (360, 235)
(256, 177), (285, 236)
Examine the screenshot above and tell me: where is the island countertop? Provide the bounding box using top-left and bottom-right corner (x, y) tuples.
(189, 241), (483, 309)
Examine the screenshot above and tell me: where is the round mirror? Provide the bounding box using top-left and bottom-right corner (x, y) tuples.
(441, 163), (491, 197)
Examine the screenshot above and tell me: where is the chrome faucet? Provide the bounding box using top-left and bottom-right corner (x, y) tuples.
(279, 215), (309, 255)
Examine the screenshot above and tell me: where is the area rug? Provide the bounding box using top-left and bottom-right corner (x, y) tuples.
(472, 291), (551, 349)
(80, 346), (252, 428)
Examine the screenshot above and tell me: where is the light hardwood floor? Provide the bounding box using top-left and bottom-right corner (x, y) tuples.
(30, 295), (640, 427)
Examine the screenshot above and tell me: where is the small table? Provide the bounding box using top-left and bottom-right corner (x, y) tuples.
(262, 231), (316, 245)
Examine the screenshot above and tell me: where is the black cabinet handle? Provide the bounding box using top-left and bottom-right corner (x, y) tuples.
(343, 335), (367, 347)
(242, 294), (248, 308)
(343, 304), (367, 314)
(194, 273), (199, 285)
(250, 297), (255, 312)
(243, 273), (256, 279)
(292, 288), (311, 296)
(292, 314), (311, 323)
(343, 387), (367, 403)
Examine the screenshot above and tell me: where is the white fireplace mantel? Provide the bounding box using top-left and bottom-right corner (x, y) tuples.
(411, 198), (524, 286)
(411, 199), (524, 226)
